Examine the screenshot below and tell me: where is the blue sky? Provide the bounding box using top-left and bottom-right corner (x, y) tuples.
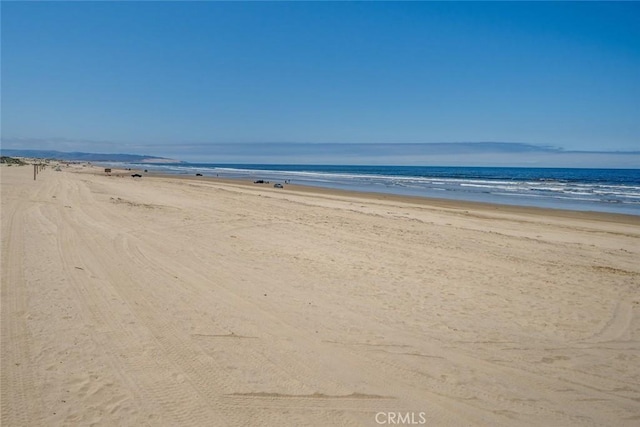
(2, 1), (639, 166)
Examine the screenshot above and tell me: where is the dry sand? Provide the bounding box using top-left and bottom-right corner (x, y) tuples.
(2, 163), (639, 426)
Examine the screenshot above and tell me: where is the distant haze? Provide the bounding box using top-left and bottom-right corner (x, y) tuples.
(2, 140), (638, 168)
(2, 2), (639, 166)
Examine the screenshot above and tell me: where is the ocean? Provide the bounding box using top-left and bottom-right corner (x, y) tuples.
(121, 163), (640, 216)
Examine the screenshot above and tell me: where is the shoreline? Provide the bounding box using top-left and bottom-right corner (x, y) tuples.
(136, 169), (640, 225)
(8, 158), (639, 218)
(104, 161), (640, 220)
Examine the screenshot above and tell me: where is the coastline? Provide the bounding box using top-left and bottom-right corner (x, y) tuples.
(2, 163), (639, 426)
(140, 169), (640, 225)
(113, 161), (640, 217)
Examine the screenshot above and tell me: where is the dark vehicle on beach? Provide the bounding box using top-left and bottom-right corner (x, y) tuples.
(131, 174), (142, 178)
(196, 173), (203, 176)
(254, 179), (265, 184)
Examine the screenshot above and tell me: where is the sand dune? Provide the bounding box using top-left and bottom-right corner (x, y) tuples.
(2, 164), (639, 426)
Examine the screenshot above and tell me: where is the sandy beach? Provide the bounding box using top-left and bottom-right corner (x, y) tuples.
(2, 163), (639, 426)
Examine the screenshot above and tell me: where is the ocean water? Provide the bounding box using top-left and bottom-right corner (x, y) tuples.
(123, 163), (640, 216)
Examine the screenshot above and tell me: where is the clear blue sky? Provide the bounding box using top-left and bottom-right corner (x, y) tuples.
(2, 1), (639, 164)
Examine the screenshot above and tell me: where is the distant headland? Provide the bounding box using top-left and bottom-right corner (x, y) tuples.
(0, 149), (183, 164)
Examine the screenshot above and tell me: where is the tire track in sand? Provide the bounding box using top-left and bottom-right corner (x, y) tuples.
(113, 230), (485, 426)
(1, 198), (41, 426)
(1, 168), (50, 426)
(50, 174), (229, 426)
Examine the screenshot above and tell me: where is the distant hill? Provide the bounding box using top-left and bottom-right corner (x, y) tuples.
(0, 149), (183, 164)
